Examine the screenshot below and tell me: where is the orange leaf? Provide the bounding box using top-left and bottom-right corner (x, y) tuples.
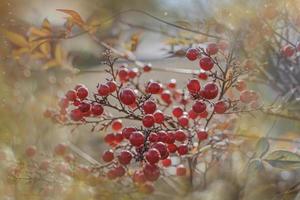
(56, 9), (85, 27)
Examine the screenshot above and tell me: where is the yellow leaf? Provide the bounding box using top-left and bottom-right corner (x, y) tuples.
(43, 59), (58, 70)
(29, 39), (49, 52)
(2, 30), (28, 47)
(57, 9), (85, 27)
(55, 43), (63, 64)
(39, 42), (51, 57)
(42, 18), (51, 31)
(28, 27), (51, 38)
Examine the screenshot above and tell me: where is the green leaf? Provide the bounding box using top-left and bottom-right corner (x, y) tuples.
(255, 138), (269, 158)
(264, 150), (300, 169)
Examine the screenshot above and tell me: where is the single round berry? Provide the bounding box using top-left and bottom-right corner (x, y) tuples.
(142, 114), (155, 128)
(122, 127), (136, 139)
(114, 165), (126, 177)
(112, 119), (123, 131)
(119, 88), (136, 105)
(172, 106), (183, 118)
(107, 81), (117, 93)
(165, 132), (176, 144)
(188, 110), (198, 119)
(128, 68), (138, 79)
(214, 101), (227, 114)
(129, 131), (145, 147)
(79, 102), (90, 113)
(70, 109), (83, 121)
(142, 100), (157, 114)
(167, 143), (177, 153)
(145, 148), (161, 164)
(236, 80), (247, 91)
(148, 132), (159, 143)
(152, 142), (169, 159)
(240, 90), (252, 104)
(162, 158), (172, 167)
(192, 101), (206, 113)
(161, 90), (172, 104)
(199, 57), (214, 71)
(168, 79), (176, 89)
(206, 43), (219, 55)
(202, 82), (219, 99)
(187, 79), (201, 94)
(133, 170), (146, 184)
(146, 82), (161, 94)
(198, 72), (208, 80)
(98, 84), (110, 96)
(281, 45), (295, 57)
(25, 145), (37, 157)
(199, 110), (208, 118)
(54, 143), (67, 156)
(157, 131), (168, 143)
(118, 68), (129, 81)
(104, 133), (115, 145)
(76, 86), (88, 100)
(153, 110), (164, 124)
(197, 130), (208, 141)
(118, 150), (133, 165)
(143, 64), (152, 72)
(66, 90), (77, 101)
(176, 165), (187, 176)
(177, 144), (188, 155)
(175, 130), (187, 142)
(114, 133), (124, 143)
(102, 150), (114, 162)
(178, 115), (189, 127)
(91, 104), (104, 116)
(143, 163), (160, 182)
(186, 48), (199, 61)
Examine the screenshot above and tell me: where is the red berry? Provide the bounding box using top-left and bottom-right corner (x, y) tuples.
(146, 82), (161, 94)
(129, 131), (145, 147)
(153, 110), (164, 124)
(115, 132), (124, 143)
(74, 84), (85, 91)
(107, 81), (117, 93)
(206, 43), (219, 55)
(118, 150), (132, 165)
(76, 87), (88, 100)
(143, 64), (152, 72)
(176, 165), (187, 176)
(297, 42), (300, 52)
(143, 163), (160, 182)
(186, 48), (199, 61)
(145, 148), (161, 164)
(118, 68), (129, 81)
(139, 182), (155, 194)
(114, 165), (126, 177)
(152, 142), (169, 159)
(79, 102), (90, 113)
(192, 101), (206, 113)
(178, 115), (189, 127)
(133, 170), (146, 184)
(161, 90), (172, 104)
(128, 68), (138, 78)
(98, 84), (110, 96)
(236, 80), (247, 91)
(240, 90), (252, 104)
(157, 131), (168, 143)
(54, 143), (67, 156)
(91, 104), (104, 116)
(198, 72), (208, 80)
(168, 79), (176, 89)
(197, 130), (208, 141)
(166, 132), (176, 144)
(66, 90), (77, 101)
(199, 110), (208, 118)
(188, 110), (198, 119)
(25, 145), (37, 157)
(102, 150), (114, 162)
(70, 109), (83, 121)
(107, 169), (118, 180)
(281, 45), (295, 57)
(199, 57), (214, 71)
(112, 119), (123, 131)
(202, 82), (219, 99)
(59, 98), (69, 109)
(119, 88), (136, 105)
(162, 158), (172, 167)
(175, 130), (187, 142)
(177, 144), (188, 155)
(214, 101), (227, 114)
(167, 143), (177, 153)
(172, 106), (183, 118)
(142, 114), (155, 128)
(148, 132), (159, 143)
(104, 133), (115, 144)
(142, 100), (157, 114)
(122, 127), (136, 139)
(187, 79), (201, 93)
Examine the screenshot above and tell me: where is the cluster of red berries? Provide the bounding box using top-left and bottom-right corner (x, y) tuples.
(46, 43), (260, 194)
(281, 43), (300, 58)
